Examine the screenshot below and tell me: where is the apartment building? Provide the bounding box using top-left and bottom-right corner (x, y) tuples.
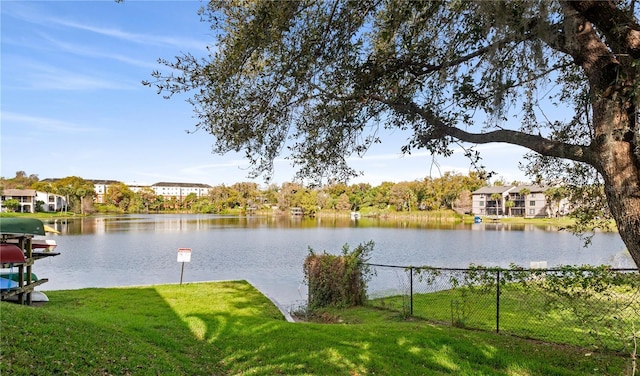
(89, 179), (122, 204)
(0, 189), (67, 213)
(150, 182), (213, 200)
(471, 185), (559, 218)
(39, 179), (213, 204)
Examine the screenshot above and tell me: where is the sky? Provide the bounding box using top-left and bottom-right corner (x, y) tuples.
(1, 1), (530, 188)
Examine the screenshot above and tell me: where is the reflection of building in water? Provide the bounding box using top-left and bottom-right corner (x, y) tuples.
(148, 216), (214, 233)
(93, 217), (106, 234)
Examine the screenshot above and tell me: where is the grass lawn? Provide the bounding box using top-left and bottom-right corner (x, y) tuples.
(368, 284), (640, 352)
(0, 281), (632, 375)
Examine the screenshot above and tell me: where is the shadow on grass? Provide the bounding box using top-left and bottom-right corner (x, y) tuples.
(1, 281), (630, 375)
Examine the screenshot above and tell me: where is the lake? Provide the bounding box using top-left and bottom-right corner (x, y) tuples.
(33, 214), (634, 308)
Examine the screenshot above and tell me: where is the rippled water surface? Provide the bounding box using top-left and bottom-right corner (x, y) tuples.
(34, 214), (633, 307)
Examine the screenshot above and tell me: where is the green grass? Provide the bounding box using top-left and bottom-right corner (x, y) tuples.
(0, 281), (632, 375)
(369, 284), (640, 352)
(0, 212), (82, 219)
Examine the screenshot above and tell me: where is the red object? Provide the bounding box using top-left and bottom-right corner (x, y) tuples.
(0, 243), (26, 263)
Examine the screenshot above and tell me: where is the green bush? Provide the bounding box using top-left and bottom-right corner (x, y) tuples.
(95, 204), (124, 214)
(303, 241), (374, 310)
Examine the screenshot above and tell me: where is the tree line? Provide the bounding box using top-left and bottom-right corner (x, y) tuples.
(1, 170), (488, 215)
(144, 1), (640, 273)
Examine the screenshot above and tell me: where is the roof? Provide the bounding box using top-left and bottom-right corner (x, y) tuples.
(41, 178), (122, 185)
(30, 179), (215, 189)
(513, 185), (547, 193)
(87, 179), (122, 185)
(473, 185), (548, 195)
(2, 189), (36, 197)
(152, 182), (213, 188)
(473, 186), (514, 194)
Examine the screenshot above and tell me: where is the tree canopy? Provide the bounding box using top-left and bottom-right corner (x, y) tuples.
(52, 176), (95, 214)
(145, 0), (640, 269)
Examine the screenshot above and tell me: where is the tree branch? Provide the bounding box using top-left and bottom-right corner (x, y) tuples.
(386, 32), (535, 78)
(569, 0), (640, 58)
(534, 3), (619, 79)
(370, 95), (596, 165)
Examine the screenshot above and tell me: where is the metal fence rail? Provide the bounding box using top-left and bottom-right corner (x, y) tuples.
(366, 264), (640, 353)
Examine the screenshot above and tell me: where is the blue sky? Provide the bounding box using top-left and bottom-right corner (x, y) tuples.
(1, 1), (529, 187)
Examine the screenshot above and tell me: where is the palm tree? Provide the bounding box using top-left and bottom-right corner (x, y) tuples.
(505, 199), (515, 217)
(518, 188), (531, 217)
(490, 193), (502, 217)
(545, 187), (568, 218)
(518, 188), (531, 197)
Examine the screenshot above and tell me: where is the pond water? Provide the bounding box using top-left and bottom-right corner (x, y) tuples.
(33, 214), (634, 307)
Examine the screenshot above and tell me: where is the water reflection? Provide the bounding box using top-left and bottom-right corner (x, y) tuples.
(35, 214), (632, 308)
(44, 214), (564, 235)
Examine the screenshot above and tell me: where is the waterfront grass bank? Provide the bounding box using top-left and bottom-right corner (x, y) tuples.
(0, 281), (629, 375)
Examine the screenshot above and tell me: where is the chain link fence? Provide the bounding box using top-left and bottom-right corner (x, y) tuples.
(366, 264), (640, 354)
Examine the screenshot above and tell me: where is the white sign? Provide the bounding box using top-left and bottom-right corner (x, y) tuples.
(177, 248), (192, 263)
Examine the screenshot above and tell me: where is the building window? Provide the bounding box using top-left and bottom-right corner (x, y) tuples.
(530, 201), (536, 206)
(479, 201), (484, 207)
(529, 209), (535, 215)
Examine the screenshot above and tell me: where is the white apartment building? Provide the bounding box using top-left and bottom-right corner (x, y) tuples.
(150, 182), (213, 200)
(0, 189), (67, 213)
(40, 179), (214, 204)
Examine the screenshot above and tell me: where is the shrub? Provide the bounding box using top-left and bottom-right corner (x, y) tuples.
(303, 241), (375, 310)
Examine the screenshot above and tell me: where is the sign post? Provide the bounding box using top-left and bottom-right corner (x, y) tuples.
(177, 248), (192, 285)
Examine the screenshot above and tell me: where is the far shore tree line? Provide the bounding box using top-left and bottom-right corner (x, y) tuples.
(140, 2), (640, 271)
(0, 170), (548, 216)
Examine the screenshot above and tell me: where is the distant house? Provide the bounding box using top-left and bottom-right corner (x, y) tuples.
(471, 185), (559, 218)
(41, 178), (215, 204)
(150, 182), (213, 200)
(0, 189), (67, 213)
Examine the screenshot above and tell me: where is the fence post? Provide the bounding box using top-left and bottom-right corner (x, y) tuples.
(409, 267), (414, 316)
(496, 269), (500, 333)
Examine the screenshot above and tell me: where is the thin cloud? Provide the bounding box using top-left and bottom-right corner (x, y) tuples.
(181, 160), (252, 175)
(4, 3), (208, 52)
(2, 112), (103, 133)
(13, 61), (137, 91)
(32, 72), (132, 91)
(36, 33), (160, 70)
(54, 18), (207, 51)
